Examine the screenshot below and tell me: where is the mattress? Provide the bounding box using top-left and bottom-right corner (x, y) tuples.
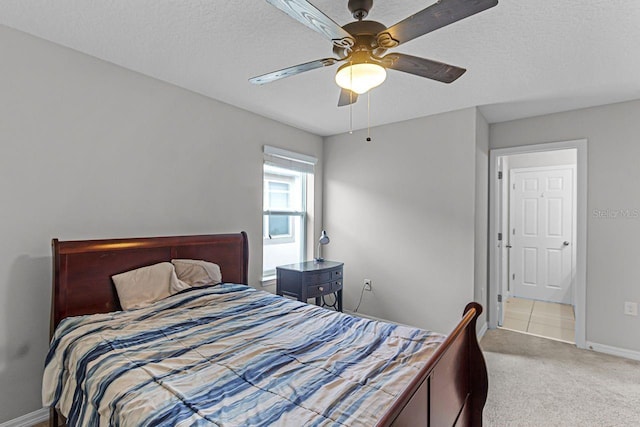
(43, 284), (445, 426)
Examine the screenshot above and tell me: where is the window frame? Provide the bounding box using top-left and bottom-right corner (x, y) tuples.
(262, 146), (317, 282)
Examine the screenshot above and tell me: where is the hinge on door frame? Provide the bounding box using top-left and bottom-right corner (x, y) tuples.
(512, 273), (515, 280)
(498, 233), (502, 241)
(498, 294), (503, 303)
(498, 171), (503, 179)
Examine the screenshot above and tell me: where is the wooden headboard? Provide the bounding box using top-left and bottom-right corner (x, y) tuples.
(51, 232), (248, 335)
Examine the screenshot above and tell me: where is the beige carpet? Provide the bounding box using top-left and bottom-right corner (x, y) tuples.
(482, 328), (640, 426)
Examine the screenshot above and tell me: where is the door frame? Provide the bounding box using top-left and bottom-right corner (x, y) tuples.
(489, 139), (587, 348)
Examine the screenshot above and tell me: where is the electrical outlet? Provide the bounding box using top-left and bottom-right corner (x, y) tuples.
(364, 279), (372, 291)
(624, 302), (638, 316)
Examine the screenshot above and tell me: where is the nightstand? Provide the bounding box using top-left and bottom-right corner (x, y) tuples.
(276, 260), (343, 312)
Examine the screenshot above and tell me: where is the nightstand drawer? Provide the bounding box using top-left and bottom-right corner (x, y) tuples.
(307, 280), (342, 297)
(303, 267), (343, 285)
(303, 271), (332, 285)
(307, 283), (333, 298)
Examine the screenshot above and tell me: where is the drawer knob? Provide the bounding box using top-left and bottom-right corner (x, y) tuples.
(319, 286), (324, 292)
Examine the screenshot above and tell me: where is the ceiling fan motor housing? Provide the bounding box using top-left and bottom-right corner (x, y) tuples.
(348, 0), (373, 20)
(334, 20), (388, 59)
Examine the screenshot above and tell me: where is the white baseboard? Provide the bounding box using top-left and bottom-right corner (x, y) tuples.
(0, 408), (48, 427)
(587, 341), (640, 362)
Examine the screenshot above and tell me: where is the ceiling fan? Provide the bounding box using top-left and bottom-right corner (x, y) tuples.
(249, 0), (498, 107)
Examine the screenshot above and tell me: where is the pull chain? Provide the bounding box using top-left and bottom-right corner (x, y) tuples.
(349, 62), (353, 134)
(366, 91), (371, 142)
(349, 98), (353, 134)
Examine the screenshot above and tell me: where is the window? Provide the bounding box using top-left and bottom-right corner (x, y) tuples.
(262, 146), (316, 280)
(263, 167), (303, 243)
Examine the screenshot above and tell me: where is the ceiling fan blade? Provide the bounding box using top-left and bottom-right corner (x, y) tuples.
(383, 53), (466, 83)
(338, 89), (358, 107)
(249, 58), (340, 85)
(377, 0), (498, 48)
(266, 0), (355, 48)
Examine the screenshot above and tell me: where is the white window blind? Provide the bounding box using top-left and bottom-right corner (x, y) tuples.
(263, 145), (317, 174)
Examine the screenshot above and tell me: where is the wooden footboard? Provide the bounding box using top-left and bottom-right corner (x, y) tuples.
(377, 303), (488, 427)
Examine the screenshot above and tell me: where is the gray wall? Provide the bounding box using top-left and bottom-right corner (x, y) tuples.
(474, 111), (490, 331)
(490, 99), (640, 352)
(0, 25), (323, 422)
(323, 108), (485, 335)
(506, 149), (577, 169)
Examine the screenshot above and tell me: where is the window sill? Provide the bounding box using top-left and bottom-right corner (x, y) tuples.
(261, 276), (276, 287)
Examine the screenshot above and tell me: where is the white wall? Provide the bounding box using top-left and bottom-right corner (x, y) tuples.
(323, 108), (484, 335)
(0, 25), (323, 423)
(490, 99), (640, 353)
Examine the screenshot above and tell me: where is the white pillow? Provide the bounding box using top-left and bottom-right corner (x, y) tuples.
(171, 259), (222, 288)
(112, 262), (187, 310)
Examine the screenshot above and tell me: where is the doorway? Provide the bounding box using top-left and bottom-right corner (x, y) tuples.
(489, 140), (587, 348)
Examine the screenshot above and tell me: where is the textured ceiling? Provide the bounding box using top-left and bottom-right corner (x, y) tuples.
(1, 1), (640, 136)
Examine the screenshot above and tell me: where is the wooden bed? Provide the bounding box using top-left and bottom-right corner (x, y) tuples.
(49, 231), (488, 426)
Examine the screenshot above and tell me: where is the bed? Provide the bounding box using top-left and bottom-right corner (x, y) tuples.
(45, 232), (488, 426)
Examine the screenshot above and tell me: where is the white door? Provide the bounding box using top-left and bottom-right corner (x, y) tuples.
(509, 166), (574, 304)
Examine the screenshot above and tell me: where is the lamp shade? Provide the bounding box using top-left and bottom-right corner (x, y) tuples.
(318, 230), (330, 245)
(335, 62), (387, 95)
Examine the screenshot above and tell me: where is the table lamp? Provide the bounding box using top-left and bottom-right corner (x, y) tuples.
(315, 230), (330, 262)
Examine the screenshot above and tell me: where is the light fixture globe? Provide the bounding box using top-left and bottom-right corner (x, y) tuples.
(335, 62), (387, 95)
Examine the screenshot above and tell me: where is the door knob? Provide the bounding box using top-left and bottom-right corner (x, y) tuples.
(563, 241), (570, 246)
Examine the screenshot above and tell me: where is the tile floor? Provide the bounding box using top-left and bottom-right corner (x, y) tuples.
(501, 297), (575, 343)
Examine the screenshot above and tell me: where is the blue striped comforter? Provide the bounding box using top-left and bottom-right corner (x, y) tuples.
(43, 284), (445, 426)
